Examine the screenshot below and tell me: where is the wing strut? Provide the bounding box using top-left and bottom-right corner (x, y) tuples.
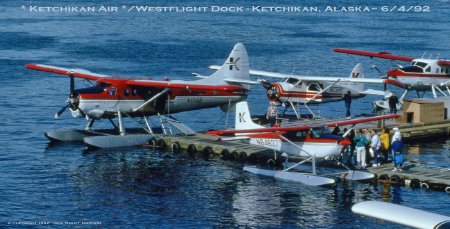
(275, 133), (316, 175)
(304, 79), (341, 118)
(132, 88), (170, 112)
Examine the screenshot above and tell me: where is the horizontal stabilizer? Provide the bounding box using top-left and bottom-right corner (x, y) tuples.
(359, 89), (386, 96)
(224, 78), (259, 85)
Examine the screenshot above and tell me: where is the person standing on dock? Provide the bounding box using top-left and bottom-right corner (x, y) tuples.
(266, 101), (279, 127)
(388, 92), (399, 114)
(370, 129), (381, 167)
(391, 127), (401, 160)
(354, 129), (369, 169)
(391, 135), (404, 171)
(380, 128), (390, 163)
(343, 91), (352, 117)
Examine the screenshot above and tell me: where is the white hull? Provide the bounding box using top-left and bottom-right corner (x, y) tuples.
(243, 166), (335, 186)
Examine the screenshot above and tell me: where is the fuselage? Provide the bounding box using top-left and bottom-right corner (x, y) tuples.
(267, 78), (365, 104)
(387, 59), (450, 91)
(72, 78), (248, 119)
(239, 127), (349, 158)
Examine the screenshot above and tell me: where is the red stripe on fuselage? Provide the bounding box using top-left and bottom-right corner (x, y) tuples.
(79, 78), (247, 100)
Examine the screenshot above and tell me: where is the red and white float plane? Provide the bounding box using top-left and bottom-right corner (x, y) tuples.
(334, 48), (450, 98)
(26, 43), (254, 149)
(207, 101), (399, 186)
(209, 63), (387, 118)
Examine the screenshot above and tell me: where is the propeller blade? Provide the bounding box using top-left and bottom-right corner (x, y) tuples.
(260, 79), (272, 90)
(69, 72), (75, 95)
(55, 104), (69, 118)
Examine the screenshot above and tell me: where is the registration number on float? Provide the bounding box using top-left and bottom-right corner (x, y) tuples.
(253, 138), (281, 149)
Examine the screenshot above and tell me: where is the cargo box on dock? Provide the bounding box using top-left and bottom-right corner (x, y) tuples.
(401, 98), (445, 123)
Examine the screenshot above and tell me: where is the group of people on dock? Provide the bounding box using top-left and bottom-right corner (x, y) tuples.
(341, 127), (404, 171)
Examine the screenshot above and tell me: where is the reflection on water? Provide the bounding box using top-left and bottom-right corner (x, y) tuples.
(56, 146), (446, 228)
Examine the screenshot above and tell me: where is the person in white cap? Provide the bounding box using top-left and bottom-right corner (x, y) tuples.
(391, 134), (404, 171)
(391, 127), (401, 161)
(391, 127), (401, 143)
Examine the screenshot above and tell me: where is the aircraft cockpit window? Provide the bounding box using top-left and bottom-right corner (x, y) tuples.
(109, 87), (116, 95)
(401, 66), (423, 73)
(309, 126), (330, 138)
(308, 83), (322, 92)
(295, 131), (307, 138)
(414, 62), (428, 68)
(425, 66), (431, 72)
(97, 82), (111, 90)
(286, 78), (299, 84)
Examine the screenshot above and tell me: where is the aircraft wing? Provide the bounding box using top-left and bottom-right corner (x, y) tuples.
(206, 125), (311, 136)
(210, 65), (386, 84)
(333, 48), (414, 62)
(127, 80), (249, 91)
(353, 201), (450, 229)
(25, 63), (111, 80)
(358, 89), (386, 96)
(437, 60), (450, 66)
(208, 114), (398, 136)
(326, 114), (400, 127)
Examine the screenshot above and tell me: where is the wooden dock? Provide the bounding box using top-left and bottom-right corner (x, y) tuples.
(151, 134), (277, 163)
(271, 115), (450, 142)
(148, 133), (450, 192)
(367, 162), (450, 192)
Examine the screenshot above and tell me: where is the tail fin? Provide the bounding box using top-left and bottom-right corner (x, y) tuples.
(198, 43), (250, 86)
(234, 101), (264, 130)
(342, 63), (365, 92)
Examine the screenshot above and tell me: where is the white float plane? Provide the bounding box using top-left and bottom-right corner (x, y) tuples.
(209, 63), (388, 118)
(207, 101), (399, 186)
(334, 48), (450, 98)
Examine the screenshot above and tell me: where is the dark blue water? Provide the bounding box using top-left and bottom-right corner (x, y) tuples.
(1, 0), (449, 228)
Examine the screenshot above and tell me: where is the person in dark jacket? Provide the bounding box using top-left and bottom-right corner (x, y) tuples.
(388, 92), (399, 114)
(343, 91), (352, 117)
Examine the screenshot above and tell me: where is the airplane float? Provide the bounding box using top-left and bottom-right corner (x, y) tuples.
(334, 48), (450, 99)
(26, 43), (254, 149)
(209, 63), (388, 118)
(207, 101), (399, 186)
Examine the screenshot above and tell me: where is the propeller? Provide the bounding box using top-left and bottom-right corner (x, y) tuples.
(372, 65), (389, 91)
(260, 79), (284, 105)
(54, 72), (80, 118)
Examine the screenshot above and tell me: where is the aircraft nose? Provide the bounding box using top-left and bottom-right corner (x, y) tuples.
(266, 84), (280, 101)
(386, 69), (399, 77)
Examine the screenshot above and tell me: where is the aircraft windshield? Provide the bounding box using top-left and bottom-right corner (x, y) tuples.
(285, 78), (299, 84)
(400, 66), (423, 73)
(309, 126), (331, 138)
(414, 62), (428, 68)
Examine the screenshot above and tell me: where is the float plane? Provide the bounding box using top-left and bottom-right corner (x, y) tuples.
(26, 43), (254, 149)
(210, 63), (389, 118)
(207, 101), (399, 186)
(334, 48), (450, 98)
